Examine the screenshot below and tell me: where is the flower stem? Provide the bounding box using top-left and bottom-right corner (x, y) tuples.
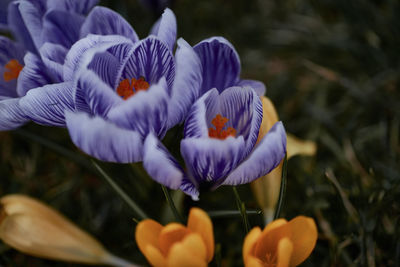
(208, 210), (262, 218)
(273, 154), (288, 220)
(91, 160), (148, 221)
(161, 185), (184, 223)
(232, 187), (250, 233)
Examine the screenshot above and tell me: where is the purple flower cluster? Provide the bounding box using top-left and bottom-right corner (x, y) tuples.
(0, 0), (286, 198)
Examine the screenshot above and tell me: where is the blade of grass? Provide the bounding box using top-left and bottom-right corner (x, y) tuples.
(208, 210), (262, 219)
(161, 185), (184, 223)
(232, 186), (250, 233)
(274, 154), (287, 220)
(91, 160), (148, 221)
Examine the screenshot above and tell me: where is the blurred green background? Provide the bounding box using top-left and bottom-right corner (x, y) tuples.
(1, 0), (399, 266)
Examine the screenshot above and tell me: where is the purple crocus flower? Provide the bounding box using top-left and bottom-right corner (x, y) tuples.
(194, 37), (266, 96)
(0, 0), (100, 130)
(0, 37), (28, 130)
(15, 7), (178, 129)
(64, 26), (202, 163)
(143, 86), (286, 200)
(7, 0), (99, 54)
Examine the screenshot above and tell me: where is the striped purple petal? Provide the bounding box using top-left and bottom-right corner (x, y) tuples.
(17, 52), (53, 97)
(0, 98), (28, 130)
(150, 8), (177, 51)
(121, 37), (175, 93)
(106, 78), (169, 137)
(219, 86), (263, 158)
(238, 79), (266, 96)
(167, 38), (202, 129)
(80, 6), (139, 43)
(143, 133), (184, 189)
(194, 36), (240, 94)
(222, 122), (287, 185)
(66, 112), (143, 163)
(41, 10), (85, 49)
(19, 81), (75, 126)
(46, 0), (99, 15)
(180, 136), (246, 187)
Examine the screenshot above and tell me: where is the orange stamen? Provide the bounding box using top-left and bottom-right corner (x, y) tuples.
(208, 114), (236, 139)
(3, 59), (23, 82)
(116, 77), (150, 100)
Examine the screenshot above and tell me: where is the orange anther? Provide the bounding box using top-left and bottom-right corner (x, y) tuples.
(116, 76), (150, 100)
(208, 114), (236, 139)
(3, 59), (23, 82)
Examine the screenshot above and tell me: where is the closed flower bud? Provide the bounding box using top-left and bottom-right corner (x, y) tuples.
(0, 194), (135, 266)
(251, 97), (317, 223)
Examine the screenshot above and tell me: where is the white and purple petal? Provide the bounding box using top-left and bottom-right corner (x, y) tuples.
(167, 38), (202, 129)
(75, 70), (122, 116)
(0, 98), (28, 130)
(183, 89), (219, 139)
(222, 122), (287, 186)
(149, 8), (177, 51)
(8, 1), (44, 53)
(39, 43), (68, 82)
(17, 52), (53, 97)
(219, 86), (262, 158)
(19, 81), (75, 126)
(238, 79), (266, 96)
(80, 6), (139, 43)
(106, 78), (169, 137)
(193, 37), (241, 94)
(180, 136), (246, 186)
(66, 112), (143, 163)
(143, 133), (184, 189)
(121, 37), (175, 92)
(64, 34), (133, 81)
(41, 10), (85, 49)
(46, 0), (99, 15)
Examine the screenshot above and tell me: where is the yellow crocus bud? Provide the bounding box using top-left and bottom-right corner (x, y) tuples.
(243, 216), (318, 267)
(135, 207), (214, 267)
(0, 194), (135, 266)
(251, 97), (317, 223)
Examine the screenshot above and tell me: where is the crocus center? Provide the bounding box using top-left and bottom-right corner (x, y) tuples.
(116, 77), (150, 100)
(263, 253), (277, 267)
(208, 114), (236, 139)
(3, 59), (23, 82)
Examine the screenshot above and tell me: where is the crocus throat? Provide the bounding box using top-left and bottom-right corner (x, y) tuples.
(209, 114), (236, 139)
(263, 253), (277, 267)
(3, 59), (23, 82)
(116, 77), (150, 100)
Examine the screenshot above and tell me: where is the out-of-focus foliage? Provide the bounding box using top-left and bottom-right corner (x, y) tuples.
(1, 0), (399, 266)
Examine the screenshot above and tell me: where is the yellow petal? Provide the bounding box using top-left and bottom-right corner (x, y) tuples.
(135, 219), (164, 262)
(276, 238), (293, 267)
(287, 216), (318, 266)
(251, 161), (283, 223)
(159, 223), (190, 256)
(254, 219), (290, 259)
(167, 241), (207, 267)
(187, 207), (214, 262)
(180, 233), (207, 261)
(256, 96), (279, 143)
(0, 195), (111, 264)
(286, 134), (317, 159)
(145, 244), (167, 267)
(242, 227), (262, 263)
(244, 255), (264, 267)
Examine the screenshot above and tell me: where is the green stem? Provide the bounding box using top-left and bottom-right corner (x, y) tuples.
(274, 154), (288, 220)
(161, 185), (184, 223)
(91, 160), (148, 221)
(208, 210), (262, 218)
(232, 187), (250, 233)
